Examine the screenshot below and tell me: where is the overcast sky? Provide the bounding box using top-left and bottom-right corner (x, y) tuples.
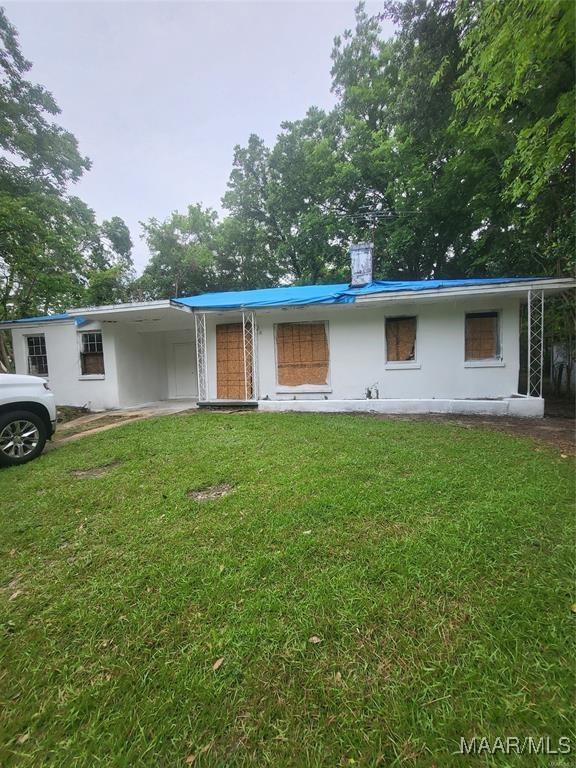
(5, 1), (392, 271)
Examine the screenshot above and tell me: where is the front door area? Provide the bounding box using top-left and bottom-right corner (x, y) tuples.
(216, 323), (252, 400)
(172, 342), (197, 398)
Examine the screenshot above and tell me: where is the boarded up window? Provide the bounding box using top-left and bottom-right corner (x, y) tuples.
(465, 312), (499, 360)
(276, 322), (329, 386)
(80, 332), (105, 375)
(386, 316), (416, 362)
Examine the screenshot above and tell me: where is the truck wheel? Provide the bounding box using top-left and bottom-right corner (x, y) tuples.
(0, 411), (47, 467)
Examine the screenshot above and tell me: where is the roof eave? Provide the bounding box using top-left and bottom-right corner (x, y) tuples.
(65, 299), (192, 317)
(0, 317), (74, 330)
(355, 278), (576, 304)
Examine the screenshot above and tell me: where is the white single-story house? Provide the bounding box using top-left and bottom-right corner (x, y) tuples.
(2, 249), (574, 418)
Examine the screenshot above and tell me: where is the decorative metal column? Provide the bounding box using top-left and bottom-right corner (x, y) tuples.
(241, 311), (258, 401)
(195, 312), (208, 401)
(527, 289), (544, 398)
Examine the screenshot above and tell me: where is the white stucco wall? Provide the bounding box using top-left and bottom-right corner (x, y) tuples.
(251, 295), (521, 401)
(11, 319), (120, 410)
(113, 326), (168, 407)
(11, 320), (199, 410)
(10, 294), (523, 410)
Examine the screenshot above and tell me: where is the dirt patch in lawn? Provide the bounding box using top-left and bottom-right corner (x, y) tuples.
(70, 461), (122, 479)
(368, 413), (575, 456)
(188, 484), (233, 501)
(442, 415), (575, 456)
(56, 405), (91, 424)
(58, 414), (141, 437)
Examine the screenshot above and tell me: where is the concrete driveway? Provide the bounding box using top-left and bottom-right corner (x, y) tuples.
(51, 399), (198, 447)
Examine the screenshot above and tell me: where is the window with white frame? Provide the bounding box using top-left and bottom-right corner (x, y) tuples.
(385, 316), (417, 362)
(465, 312), (500, 361)
(80, 331), (105, 375)
(26, 335), (48, 376)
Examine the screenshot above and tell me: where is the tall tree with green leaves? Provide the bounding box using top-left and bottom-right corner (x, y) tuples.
(137, 205), (218, 299)
(0, 3), (92, 323)
(222, 113), (354, 284)
(84, 216), (134, 306)
(0, 8), (135, 369)
(330, 0), (483, 279)
(453, 0), (575, 276)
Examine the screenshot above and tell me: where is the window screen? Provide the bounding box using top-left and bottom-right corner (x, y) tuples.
(276, 322), (329, 386)
(465, 312), (500, 360)
(80, 332), (105, 375)
(26, 335), (48, 376)
(386, 316), (417, 362)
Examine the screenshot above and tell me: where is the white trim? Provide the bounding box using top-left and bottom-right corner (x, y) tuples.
(276, 386), (333, 394)
(24, 332), (49, 377)
(385, 362), (421, 370)
(464, 361), (505, 368)
(0, 319), (75, 330)
(357, 278), (575, 304)
(77, 329), (105, 377)
(66, 299), (177, 316)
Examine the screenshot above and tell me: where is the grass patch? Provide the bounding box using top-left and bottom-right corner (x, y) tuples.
(0, 412), (574, 767)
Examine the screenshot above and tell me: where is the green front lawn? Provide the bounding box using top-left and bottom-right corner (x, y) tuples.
(1, 413), (574, 766)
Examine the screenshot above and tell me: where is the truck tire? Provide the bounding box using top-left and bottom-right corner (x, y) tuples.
(0, 410), (47, 467)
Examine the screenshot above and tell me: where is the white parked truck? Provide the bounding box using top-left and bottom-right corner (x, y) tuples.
(0, 374), (57, 467)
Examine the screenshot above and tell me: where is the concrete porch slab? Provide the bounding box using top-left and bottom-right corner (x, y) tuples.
(119, 398), (198, 414)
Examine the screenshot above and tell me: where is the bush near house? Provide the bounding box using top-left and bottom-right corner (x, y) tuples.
(1, 413), (574, 767)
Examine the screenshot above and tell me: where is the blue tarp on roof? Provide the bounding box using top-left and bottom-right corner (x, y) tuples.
(174, 283), (353, 310)
(12, 313), (71, 323)
(173, 277), (537, 310)
(1, 277), (546, 324)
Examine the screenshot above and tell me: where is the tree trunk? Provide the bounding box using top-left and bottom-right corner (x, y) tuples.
(0, 330), (13, 373)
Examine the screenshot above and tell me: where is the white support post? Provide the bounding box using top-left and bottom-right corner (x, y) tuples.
(527, 289), (545, 398)
(195, 312), (208, 401)
(241, 311), (257, 401)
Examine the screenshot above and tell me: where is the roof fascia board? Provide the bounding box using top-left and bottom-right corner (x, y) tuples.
(66, 300), (176, 317)
(355, 279), (576, 304)
(0, 318), (76, 330)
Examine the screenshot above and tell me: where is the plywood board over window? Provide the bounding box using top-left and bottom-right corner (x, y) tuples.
(386, 316), (416, 362)
(465, 312), (499, 360)
(276, 322), (329, 386)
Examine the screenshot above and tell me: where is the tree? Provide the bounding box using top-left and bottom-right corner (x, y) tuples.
(0, 8), (90, 188)
(453, 0), (575, 275)
(137, 205), (218, 299)
(0, 9), (133, 369)
(222, 114), (353, 284)
(329, 0), (575, 279)
(213, 215), (278, 290)
(84, 216), (134, 306)
(0, 6), (92, 326)
(330, 0), (488, 279)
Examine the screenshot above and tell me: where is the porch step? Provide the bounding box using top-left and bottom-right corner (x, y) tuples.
(198, 400), (259, 410)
